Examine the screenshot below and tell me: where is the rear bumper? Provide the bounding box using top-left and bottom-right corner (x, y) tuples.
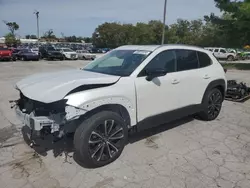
(15, 107), (57, 131)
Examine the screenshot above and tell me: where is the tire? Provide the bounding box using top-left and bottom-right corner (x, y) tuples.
(198, 88), (223, 121)
(227, 55), (234, 61)
(21, 56), (26, 61)
(60, 57), (63, 61)
(74, 111), (128, 168)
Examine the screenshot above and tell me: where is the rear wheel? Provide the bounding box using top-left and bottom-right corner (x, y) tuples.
(21, 56), (26, 61)
(74, 111), (128, 168)
(198, 88), (223, 121)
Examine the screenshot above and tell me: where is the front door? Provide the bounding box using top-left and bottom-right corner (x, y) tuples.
(219, 49), (227, 59)
(135, 50), (181, 125)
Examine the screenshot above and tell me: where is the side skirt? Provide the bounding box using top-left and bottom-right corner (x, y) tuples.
(136, 104), (203, 132)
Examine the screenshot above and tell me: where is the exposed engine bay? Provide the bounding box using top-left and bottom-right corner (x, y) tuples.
(225, 80), (250, 102)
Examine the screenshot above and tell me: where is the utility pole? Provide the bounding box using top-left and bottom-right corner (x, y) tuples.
(34, 10), (39, 44)
(161, 0), (167, 45)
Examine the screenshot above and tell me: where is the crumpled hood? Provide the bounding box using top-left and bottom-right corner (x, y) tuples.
(16, 69), (120, 103)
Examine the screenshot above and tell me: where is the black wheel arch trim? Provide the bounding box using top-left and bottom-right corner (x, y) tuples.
(201, 79), (226, 104)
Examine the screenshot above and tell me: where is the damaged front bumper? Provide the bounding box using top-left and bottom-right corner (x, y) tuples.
(14, 102), (88, 136)
(15, 107), (60, 132)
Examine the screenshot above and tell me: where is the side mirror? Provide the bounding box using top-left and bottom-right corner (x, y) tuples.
(145, 69), (167, 81)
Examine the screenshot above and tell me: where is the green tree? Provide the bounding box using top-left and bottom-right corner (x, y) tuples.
(82, 37), (92, 43)
(205, 0), (250, 47)
(42, 29), (57, 39)
(4, 33), (20, 47)
(4, 21), (19, 35)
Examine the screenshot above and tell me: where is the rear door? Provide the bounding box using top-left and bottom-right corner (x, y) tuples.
(173, 49), (202, 108)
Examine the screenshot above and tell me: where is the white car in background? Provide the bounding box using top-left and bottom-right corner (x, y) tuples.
(204, 47), (236, 61)
(30, 48), (39, 55)
(76, 50), (96, 60)
(58, 48), (78, 60)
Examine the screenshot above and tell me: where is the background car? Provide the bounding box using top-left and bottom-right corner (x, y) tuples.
(76, 50), (96, 60)
(57, 48), (78, 60)
(204, 47), (236, 61)
(16, 49), (39, 61)
(30, 48), (39, 55)
(0, 47), (15, 61)
(39, 46), (64, 60)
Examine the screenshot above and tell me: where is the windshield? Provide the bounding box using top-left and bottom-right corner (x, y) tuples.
(83, 49), (151, 76)
(63, 48), (73, 52)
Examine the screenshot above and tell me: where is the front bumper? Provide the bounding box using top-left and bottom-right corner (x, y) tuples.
(65, 54), (78, 59)
(15, 107), (57, 132)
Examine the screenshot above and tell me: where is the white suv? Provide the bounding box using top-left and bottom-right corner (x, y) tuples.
(13, 45), (227, 167)
(58, 48), (78, 60)
(205, 47), (236, 61)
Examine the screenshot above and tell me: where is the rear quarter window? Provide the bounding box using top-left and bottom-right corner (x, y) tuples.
(197, 51), (212, 68)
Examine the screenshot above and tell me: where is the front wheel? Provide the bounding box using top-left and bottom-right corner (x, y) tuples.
(74, 111), (128, 168)
(21, 56), (26, 61)
(198, 88), (223, 121)
(227, 55), (234, 61)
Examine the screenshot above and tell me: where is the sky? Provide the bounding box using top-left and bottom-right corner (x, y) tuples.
(0, 0), (222, 38)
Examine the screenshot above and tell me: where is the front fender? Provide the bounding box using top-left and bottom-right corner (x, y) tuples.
(65, 95), (136, 126)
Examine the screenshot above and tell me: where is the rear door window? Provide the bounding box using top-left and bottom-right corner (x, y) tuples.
(175, 49), (199, 71)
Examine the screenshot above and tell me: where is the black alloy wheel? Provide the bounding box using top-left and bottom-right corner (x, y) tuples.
(88, 119), (124, 162)
(198, 88), (223, 121)
(207, 90), (223, 119)
(74, 111), (128, 168)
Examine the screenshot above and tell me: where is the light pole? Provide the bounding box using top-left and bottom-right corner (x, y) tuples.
(161, 0), (167, 45)
(34, 10), (39, 44)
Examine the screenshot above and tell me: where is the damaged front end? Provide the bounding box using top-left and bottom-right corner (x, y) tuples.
(11, 92), (87, 144)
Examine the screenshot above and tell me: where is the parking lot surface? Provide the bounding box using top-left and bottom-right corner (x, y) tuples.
(0, 60), (250, 188)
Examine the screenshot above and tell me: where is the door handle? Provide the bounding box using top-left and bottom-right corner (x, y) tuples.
(172, 79), (180, 84)
(203, 74), (210, 79)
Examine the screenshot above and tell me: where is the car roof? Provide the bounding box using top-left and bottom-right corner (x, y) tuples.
(116, 44), (206, 52)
